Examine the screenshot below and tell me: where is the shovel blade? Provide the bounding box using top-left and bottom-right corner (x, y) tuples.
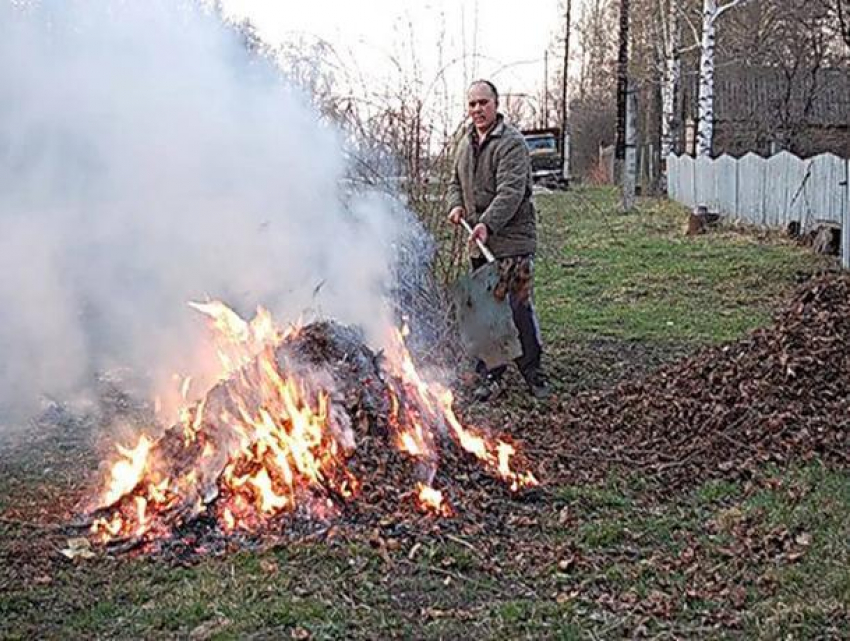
(452, 262), (522, 369)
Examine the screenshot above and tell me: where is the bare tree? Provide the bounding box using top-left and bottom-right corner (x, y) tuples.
(569, 0), (619, 179)
(715, 0), (847, 155)
(575, 0), (619, 102)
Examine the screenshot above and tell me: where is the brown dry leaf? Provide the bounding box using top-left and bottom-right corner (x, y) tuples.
(189, 618), (231, 640)
(260, 558), (279, 574)
(715, 507), (744, 532)
(290, 627), (311, 640)
(555, 591), (577, 604)
(730, 586), (747, 608)
(60, 537), (95, 560)
(795, 532), (812, 547)
(646, 590), (673, 618)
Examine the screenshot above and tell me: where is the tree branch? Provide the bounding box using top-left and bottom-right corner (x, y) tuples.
(677, 43), (702, 55)
(717, 0), (753, 20)
(676, 3), (702, 49)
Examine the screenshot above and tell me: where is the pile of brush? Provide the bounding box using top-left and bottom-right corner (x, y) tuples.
(78, 321), (536, 556)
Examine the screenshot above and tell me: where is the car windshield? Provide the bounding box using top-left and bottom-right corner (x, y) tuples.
(526, 137), (556, 151)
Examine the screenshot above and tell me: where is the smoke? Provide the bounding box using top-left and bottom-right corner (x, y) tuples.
(0, 0), (416, 421)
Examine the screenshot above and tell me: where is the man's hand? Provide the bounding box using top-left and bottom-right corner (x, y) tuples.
(469, 222), (489, 248)
(447, 206), (465, 225)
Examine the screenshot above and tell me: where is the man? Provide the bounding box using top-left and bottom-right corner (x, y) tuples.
(447, 79), (548, 401)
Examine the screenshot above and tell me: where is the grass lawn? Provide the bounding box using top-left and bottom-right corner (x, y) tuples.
(1, 187), (846, 640)
(535, 187), (830, 344)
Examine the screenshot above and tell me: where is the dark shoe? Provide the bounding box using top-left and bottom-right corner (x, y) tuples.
(525, 371), (550, 400)
(473, 376), (505, 402)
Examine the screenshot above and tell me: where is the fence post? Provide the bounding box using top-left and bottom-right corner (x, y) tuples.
(841, 159), (850, 269)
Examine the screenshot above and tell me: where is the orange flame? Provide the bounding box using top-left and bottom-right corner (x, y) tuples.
(416, 483), (452, 516)
(90, 303), (537, 544)
(384, 327), (538, 492)
(102, 434), (153, 507)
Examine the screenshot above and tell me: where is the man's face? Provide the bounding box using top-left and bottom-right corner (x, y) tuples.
(467, 83), (497, 132)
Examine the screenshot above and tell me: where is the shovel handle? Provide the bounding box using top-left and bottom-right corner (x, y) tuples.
(460, 219), (496, 263)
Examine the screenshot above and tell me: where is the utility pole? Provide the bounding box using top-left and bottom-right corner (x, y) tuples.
(614, 0), (630, 173)
(543, 50), (549, 128)
(560, 0), (572, 186)
(614, 0), (633, 209)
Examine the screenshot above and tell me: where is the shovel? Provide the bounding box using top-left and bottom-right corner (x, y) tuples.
(451, 219), (523, 369)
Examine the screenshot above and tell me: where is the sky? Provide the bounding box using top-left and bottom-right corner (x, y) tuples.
(220, 0), (565, 107)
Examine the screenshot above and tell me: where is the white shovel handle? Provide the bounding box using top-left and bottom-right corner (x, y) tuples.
(460, 219), (496, 263)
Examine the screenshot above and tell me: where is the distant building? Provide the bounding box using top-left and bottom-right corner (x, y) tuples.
(680, 65), (850, 158)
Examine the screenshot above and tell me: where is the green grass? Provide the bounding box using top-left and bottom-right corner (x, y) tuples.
(739, 465), (850, 637)
(8, 464), (845, 638)
(535, 187), (833, 344)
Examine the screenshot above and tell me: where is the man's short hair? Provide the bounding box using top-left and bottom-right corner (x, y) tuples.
(469, 79), (499, 104)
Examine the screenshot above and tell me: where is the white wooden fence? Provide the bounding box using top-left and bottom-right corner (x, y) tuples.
(667, 152), (850, 269)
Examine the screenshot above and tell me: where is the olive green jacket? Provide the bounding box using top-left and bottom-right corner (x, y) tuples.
(447, 115), (537, 258)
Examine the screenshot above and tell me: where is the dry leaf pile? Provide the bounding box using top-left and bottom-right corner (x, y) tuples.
(540, 272), (850, 491)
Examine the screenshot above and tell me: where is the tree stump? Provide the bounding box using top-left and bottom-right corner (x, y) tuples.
(811, 223), (841, 256)
(686, 205), (720, 236)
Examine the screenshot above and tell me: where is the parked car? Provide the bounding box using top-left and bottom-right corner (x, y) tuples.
(522, 127), (564, 186)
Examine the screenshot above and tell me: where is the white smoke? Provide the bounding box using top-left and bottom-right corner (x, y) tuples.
(0, 0), (411, 420)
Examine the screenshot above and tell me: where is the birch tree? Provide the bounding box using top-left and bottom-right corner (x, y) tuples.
(837, 0), (850, 48)
(659, 0), (682, 160)
(696, 0), (751, 156)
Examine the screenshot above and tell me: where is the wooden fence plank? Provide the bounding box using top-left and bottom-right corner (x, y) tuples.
(738, 153), (766, 225)
(808, 154), (839, 227)
(827, 153), (845, 224)
(667, 154), (679, 201)
(715, 154), (738, 217)
(785, 154), (809, 227)
(764, 152), (793, 228)
(680, 155), (696, 208)
(695, 155), (715, 210)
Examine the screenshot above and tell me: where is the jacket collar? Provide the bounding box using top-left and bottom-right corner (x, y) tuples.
(468, 113), (506, 145)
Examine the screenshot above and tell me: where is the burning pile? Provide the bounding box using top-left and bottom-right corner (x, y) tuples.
(549, 272), (850, 490)
(85, 303), (537, 549)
